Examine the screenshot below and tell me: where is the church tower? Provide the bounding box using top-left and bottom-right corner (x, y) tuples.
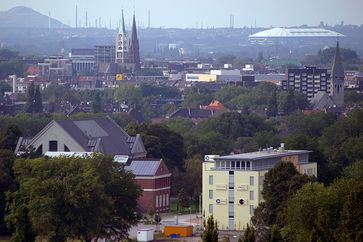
(330, 40), (345, 107)
(115, 10), (128, 64)
(128, 14), (141, 72)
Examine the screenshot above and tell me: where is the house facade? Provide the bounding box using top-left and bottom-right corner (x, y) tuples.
(15, 116), (146, 158)
(126, 159), (171, 212)
(202, 146), (317, 230)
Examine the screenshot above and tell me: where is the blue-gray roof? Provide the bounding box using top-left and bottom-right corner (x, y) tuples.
(125, 159), (161, 176)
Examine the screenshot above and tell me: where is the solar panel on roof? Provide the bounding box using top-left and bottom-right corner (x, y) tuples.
(126, 160), (161, 176)
(73, 120), (108, 138)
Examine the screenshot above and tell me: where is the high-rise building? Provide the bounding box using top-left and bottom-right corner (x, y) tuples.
(330, 41), (345, 107)
(283, 66), (329, 100)
(115, 10), (129, 64)
(202, 146), (317, 230)
(128, 14), (141, 72)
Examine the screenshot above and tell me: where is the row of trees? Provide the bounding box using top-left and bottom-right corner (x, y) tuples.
(251, 160), (363, 242)
(0, 153), (141, 242)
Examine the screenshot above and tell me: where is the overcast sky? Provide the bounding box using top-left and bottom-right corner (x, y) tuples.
(1, 0), (362, 29)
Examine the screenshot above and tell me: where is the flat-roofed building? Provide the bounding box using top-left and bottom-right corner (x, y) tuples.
(283, 66), (329, 100)
(202, 146), (317, 230)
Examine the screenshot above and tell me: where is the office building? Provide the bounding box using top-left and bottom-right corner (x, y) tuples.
(202, 146), (317, 230)
(95, 45), (116, 64)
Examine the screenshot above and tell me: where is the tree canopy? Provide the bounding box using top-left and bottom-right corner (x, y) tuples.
(6, 155), (141, 242)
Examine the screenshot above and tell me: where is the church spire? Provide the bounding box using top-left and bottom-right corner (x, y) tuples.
(115, 9), (128, 64)
(331, 39), (344, 82)
(129, 13), (140, 72)
(120, 9), (126, 34)
(330, 39), (345, 107)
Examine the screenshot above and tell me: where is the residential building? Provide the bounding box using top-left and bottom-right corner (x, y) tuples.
(15, 116), (146, 158)
(283, 66), (329, 100)
(125, 159), (171, 212)
(202, 146), (317, 230)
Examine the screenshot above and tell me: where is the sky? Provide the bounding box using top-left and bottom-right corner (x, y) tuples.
(0, 0), (362, 29)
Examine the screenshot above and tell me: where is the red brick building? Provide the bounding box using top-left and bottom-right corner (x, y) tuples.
(126, 159), (171, 213)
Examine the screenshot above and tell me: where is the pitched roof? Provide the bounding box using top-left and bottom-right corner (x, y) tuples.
(206, 100), (226, 110)
(125, 159), (162, 176)
(55, 116), (142, 156)
(310, 91), (335, 110)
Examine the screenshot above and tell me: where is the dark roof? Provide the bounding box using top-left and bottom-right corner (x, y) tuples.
(56, 116), (133, 155)
(125, 159), (161, 176)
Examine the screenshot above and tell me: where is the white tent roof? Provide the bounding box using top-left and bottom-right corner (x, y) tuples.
(249, 27), (345, 38)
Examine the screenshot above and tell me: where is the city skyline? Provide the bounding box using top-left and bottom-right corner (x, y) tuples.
(0, 0), (363, 29)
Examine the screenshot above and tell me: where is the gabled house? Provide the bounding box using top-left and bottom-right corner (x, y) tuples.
(125, 158), (171, 212)
(15, 116), (146, 158)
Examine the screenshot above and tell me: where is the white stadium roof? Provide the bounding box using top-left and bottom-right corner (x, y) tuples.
(249, 27), (345, 38)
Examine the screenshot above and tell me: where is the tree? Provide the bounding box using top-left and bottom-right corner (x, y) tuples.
(114, 84), (143, 108)
(282, 179), (357, 242)
(33, 86), (43, 113)
(92, 92), (102, 113)
(201, 215), (218, 242)
(266, 90), (278, 117)
(0, 125), (22, 151)
(338, 182), (363, 242)
(242, 223), (256, 242)
(25, 83), (42, 113)
(0, 150), (16, 236)
(342, 160), (363, 180)
(282, 89), (296, 115)
(6, 155), (141, 242)
(281, 182), (326, 241)
(127, 123), (186, 170)
(254, 161), (314, 228)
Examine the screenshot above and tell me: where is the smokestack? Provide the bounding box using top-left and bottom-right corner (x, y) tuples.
(75, 5), (78, 28)
(230, 14), (234, 28)
(12, 75), (16, 93)
(148, 9), (150, 28)
(48, 11), (51, 29)
(95, 19), (98, 28)
(99, 17), (101, 28)
(86, 11), (88, 28)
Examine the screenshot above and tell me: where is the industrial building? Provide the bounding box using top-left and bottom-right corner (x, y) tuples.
(202, 146), (317, 230)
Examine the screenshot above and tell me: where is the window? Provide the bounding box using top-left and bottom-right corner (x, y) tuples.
(166, 194), (169, 206)
(64, 145), (70, 152)
(250, 205), (254, 215)
(156, 195), (159, 208)
(209, 175), (213, 185)
(250, 191), (254, 201)
(159, 196), (162, 207)
(229, 204), (234, 217)
(209, 204), (213, 213)
(49, 140), (58, 152)
(209, 190), (213, 199)
(250, 176), (254, 186)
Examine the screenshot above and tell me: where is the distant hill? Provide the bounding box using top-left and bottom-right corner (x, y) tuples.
(0, 6), (69, 28)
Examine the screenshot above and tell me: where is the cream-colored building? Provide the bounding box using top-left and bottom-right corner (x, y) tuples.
(202, 147), (317, 230)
